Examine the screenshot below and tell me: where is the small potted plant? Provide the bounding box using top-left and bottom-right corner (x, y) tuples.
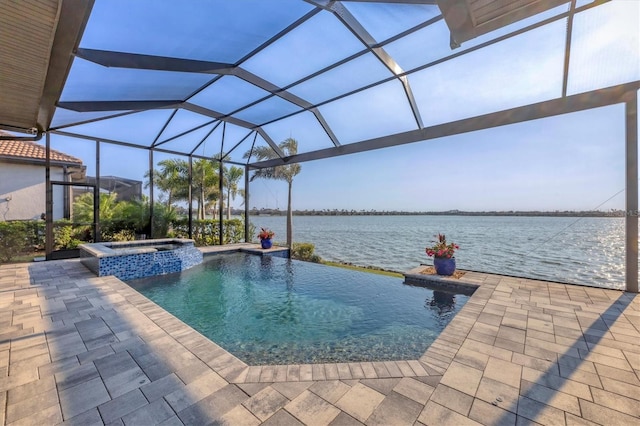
(258, 228), (274, 249)
(425, 233), (459, 276)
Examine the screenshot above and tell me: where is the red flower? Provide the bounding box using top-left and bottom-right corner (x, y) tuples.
(425, 233), (459, 259)
(257, 228), (274, 240)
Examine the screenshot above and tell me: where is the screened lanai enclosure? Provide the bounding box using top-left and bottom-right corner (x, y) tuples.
(0, 0), (638, 291)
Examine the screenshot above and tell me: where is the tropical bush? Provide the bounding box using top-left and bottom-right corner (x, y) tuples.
(78, 193), (148, 240)
(53, 219), (84, 250)
(1, 191), (250, 263)
(23, 221), (45, 249)
(74, 192), (179, 241)
(0, 221), (30, 262)
(109, 229), (136, 242)
(152, 203), (178, 238)
(291, 242), (322, 263)
(0, 220), (49, 263)
(172, 218), (254, 246)
(0, 219), (88, 263)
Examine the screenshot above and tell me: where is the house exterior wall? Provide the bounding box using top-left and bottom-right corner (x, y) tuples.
(0, 162), (65, 221)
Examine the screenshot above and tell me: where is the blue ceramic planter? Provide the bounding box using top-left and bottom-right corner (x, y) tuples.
(433, 257), (456, 276)
(261, 238), (273, 249)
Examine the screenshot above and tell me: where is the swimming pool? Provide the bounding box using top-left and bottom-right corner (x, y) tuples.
(127, 252), (470, 365)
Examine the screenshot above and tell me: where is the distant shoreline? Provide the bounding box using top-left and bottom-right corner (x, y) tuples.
(241, 209), (628, 218)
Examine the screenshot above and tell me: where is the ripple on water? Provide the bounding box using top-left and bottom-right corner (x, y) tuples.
(252, 215), (629, 289)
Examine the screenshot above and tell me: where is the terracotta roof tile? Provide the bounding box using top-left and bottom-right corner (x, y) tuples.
(0, 131), (83, 165)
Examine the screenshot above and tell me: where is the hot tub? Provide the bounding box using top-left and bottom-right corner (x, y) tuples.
(80, 238), (203, 280)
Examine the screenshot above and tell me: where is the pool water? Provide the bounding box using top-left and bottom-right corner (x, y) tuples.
(127, 253), (470, 365)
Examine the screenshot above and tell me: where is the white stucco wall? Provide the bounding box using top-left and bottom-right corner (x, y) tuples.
(0, 162), (65, 221)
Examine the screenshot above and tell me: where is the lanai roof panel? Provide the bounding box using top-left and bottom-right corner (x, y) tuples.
(261, 111), (336, 154)
(318, 79), (418, 145)
(385, 3), (571, 73)
(60, 59), (213, 103)
(287, 53), (395, 105)
(410, 18), (567, 128)
(241, 11), (365, 88)
(80, 0), (314, 63)
(51, 109), (132, 130)
(231, 97), (302, 126)
(155, 122), (220, 156)
(342, 1), (441, 43)
(154, 109), (217, 147)
(567, 1), (640, 96)
(1, 0), (637, 167)
(187, 76), (272, 116)
(61, 109), (177, 147)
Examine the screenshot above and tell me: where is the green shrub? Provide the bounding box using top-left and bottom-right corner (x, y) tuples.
(0, 221), (30, 262)
(109, 229), (136, 242)
(53, 220), (75, 250)
(23, 221), (45, 249)
(291, 242), (322, 263)
(152, 203), (177, 238)
(171, 218), (254, 246)
(223, 218), (249, 244)
(52, 219), (89, 250)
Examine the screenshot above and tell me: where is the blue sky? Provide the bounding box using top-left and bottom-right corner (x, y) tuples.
(52, 102), (631, 212)
(48, 0), (639, 213)
(250, 104), (630, 212)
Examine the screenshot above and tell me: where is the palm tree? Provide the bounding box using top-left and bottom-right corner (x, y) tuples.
(223, 165), (244, 219)
(244, 138), (301, 247)
(146, 157), (219, 220)
(145, 158), (189, 209)
(192, 158), (219, 220)
(73, 192), (119, 223)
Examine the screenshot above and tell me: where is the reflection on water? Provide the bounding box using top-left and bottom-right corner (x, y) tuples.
(427, 291), (456, 313)
(425, 291), (457, 327)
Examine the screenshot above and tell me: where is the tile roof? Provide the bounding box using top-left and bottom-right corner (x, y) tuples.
(0, 131), (83, 165)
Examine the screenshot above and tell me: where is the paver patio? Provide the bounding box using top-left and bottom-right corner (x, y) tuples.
(0, 254), (638, 425)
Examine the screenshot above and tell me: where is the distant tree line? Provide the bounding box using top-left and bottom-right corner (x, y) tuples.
(241, 208), (628, 218)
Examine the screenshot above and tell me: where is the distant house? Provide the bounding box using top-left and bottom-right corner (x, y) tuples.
(0, 131), (86, 221)
(85, 175), (142, 202)
(71, 175), (143, 204)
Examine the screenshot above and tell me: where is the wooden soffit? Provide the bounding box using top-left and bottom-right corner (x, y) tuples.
(0, 0), (93, 134)
(438, 0), (571, 47)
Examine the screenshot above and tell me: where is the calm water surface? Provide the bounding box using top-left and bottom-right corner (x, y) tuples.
(128, 253), (469, 364)
(249, 215), (631, 289)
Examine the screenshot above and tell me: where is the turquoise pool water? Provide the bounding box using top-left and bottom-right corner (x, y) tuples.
(127, 253), (470, 365)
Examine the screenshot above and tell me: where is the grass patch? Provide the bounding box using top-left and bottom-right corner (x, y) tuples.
(1, 251), (44, 265)
(322, 261), (403, 278)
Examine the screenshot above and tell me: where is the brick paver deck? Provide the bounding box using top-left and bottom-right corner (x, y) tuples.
(0, 256), (638, 425)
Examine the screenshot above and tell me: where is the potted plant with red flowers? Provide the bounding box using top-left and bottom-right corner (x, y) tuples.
(258, 228), (274, 249)
(425, 233), (459, 276)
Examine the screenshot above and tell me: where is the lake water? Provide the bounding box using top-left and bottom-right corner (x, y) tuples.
(248, 215), (633, 289)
